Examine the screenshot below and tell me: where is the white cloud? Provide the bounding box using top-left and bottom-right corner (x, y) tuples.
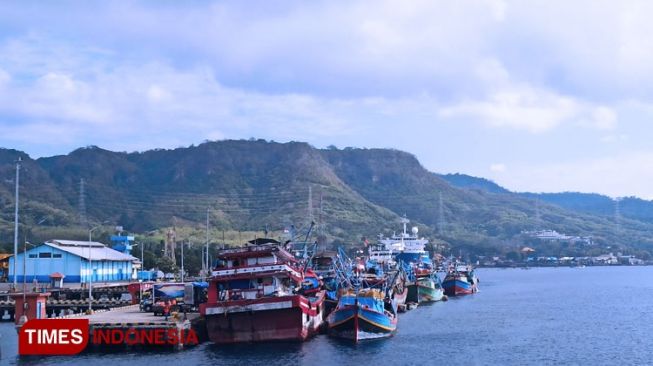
(492, 151), (653, 198)
(2, 1), (653, 197)
(0, 41), (366, 153)
(438, 82), (619, 134)
(0, 67), (9, 85)
(600, 134), (628, 143)
(591, 107), (618, 130)
(490, 163), (507, 173)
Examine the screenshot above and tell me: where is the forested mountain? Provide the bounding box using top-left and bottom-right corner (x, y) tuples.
(1, 140), (652, 259)
(439, 173), (653, 226)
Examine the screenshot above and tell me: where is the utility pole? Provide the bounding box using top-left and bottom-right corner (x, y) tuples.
(438, 192), (446, 236)
(79, 178), (87, 227)
(205, 208), (210, 276)
(615, 197), (622, 237)
(181, 240), (185, 282)
(88, 225), (97, 313)
(318, 191), (323, 235)
(13, 157), (21, 288)
(535, 199), (542, 230)
(140, 241), (144, 272)
(308, 185), (313, 223)
(318, 191), (326, 251)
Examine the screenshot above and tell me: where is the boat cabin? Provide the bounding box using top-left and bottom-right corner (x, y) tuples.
(209, 240), (303, 302)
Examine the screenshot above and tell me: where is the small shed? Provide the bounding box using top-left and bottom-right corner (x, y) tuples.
(49, 272), (65, 288)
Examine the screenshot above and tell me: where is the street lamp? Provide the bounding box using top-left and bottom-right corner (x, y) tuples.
(132, 241), (145, 277)
(19, 217), (46, 324)
(132, 241), (145, 305)
(88, 221), (108, 313)
(12, 157), (21, 290)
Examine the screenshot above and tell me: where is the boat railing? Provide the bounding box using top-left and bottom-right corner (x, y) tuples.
(221, 286), (292, 301)
(212, 263), (302, 279)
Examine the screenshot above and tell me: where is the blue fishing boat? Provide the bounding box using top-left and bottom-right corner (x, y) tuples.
(327, 288), (397, 342)
(442, 264), (478, 296)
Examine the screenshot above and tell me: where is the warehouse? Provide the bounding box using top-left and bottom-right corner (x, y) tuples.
(8, 239), (138, 283)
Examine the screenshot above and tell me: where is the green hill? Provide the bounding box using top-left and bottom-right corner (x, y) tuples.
(1, 140), (652, 261)
(440, 172), (653, 226)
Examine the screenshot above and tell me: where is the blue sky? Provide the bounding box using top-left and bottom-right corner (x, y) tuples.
(1, 1), (653, 198)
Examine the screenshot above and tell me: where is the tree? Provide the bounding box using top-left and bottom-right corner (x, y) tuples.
(154, 256), (176, 273)
(506, 251), (521, 262)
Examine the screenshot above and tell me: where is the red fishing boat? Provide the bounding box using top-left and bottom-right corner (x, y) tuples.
(200, 238), (325, 343)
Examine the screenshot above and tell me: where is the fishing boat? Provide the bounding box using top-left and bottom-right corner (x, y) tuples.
(416, 273), (444, 302)
(327, 288), (397, 342)
(390, 269), (408, 306)
(442, 264), (478, 296)
(201, 238), (325, 343)
(311, 251), (340, 317)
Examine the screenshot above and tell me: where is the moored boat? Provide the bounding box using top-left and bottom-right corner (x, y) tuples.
(381, 218), (430, 265)
(390, 269), (408, 306)
(416, 273), (444, 302)
(442, 265), (478, 296)
(327, 288), (397, 342)
(201, 238), (325, 343)
(311, 251), (340, 317)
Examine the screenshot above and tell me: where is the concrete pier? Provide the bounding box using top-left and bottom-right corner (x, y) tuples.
(76, 305), (202, 349)
(0, 298), (132, 322)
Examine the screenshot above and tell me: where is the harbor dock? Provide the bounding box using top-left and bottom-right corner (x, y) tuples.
(76, 305), (203, 349)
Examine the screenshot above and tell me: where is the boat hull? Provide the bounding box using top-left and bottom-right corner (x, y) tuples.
(204, 295), (324, 343)
(417, 280), (444, 302)
(442, 278), (476, 296)
(393, 286), (408, 305)
(327, 305), (397, 341)
(406, 283), (419, 303)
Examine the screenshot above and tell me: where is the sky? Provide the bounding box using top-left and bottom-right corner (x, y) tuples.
(1, 1), (653, 198)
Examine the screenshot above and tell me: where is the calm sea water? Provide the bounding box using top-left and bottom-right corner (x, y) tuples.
(2, 266), (653, 365)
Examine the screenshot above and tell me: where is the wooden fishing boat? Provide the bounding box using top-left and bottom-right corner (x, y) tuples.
(327, 288), (397, 342)
(201, 239), (325, 343)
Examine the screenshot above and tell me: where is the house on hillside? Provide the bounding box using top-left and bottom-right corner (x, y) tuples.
(593, 253), (618, 265)
(618, 255), (644, 265)
(8, 239), (138, 283)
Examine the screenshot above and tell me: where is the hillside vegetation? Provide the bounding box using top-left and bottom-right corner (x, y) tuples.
(1, 140), (652, 263)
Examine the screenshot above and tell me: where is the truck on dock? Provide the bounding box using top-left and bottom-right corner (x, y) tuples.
(183, 282), (208, 311)
(140, 282), (208, 314)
